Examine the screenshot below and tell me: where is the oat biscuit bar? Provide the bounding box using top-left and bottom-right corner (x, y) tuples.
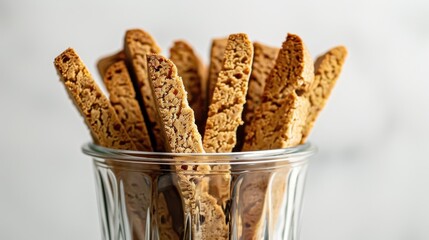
(147, 54), (228, 239)
(54, 49), (157, 238)
(206, 38), (228, 105)
(244, 43), (279, 126)
(103, 60), (152, 151)
(301, 46), (348, 142)
(243, 33), (314, 150)
(235, 42), (279, 151)
(54, 48), (136, 150)
(169, 41), (206, 133)
(203, 33), (253, 153)
(124, 29), (165, 151)
(203, 34), (254, 211)
(147, 54), (204, 154)
(240, 34), (314, 239)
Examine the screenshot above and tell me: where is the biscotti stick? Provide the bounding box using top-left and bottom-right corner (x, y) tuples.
(240, 34), (314, 239)
(103, 60), (153, 151)
(148, 54), (204, 154)
(203, 33), (253, 153)
(243, 33), (314, 150)
(54, 48), (160, 239)
(238, 96), (309, 240)
(104, 60), (182, 238)
(124, 29), (166, 151)
(203, 34), (253, 211)
(147, 54), (228, 239)
(97, 50), (126, 78)
(206, 38), (228, 105)
(54, 48), (136, 150)
(125, 30), (183, 237)
(244, 43), (279, 126)
(169, 41), (206, 133)
(234, 42), (279, 151)
(301, 46), (348, 142)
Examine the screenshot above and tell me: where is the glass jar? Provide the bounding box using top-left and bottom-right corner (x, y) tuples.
(82, 142), (316, 240)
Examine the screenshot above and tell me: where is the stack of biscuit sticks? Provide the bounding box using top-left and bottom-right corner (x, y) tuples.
(54, 29), (347, 239)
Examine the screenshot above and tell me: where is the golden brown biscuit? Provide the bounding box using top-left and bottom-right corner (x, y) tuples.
(147, 54), (228, 239)
(301, 46), (348, 142)
(124, 29), (165, 151)
(206, 38), (228, 105)
(240, 33), (314, 239)
(203, 33), (254, 210)
(203, 33), (253, 153)
(244, 43), (280, 125)
(55, 49), (156, 239)
(169, 40), (206, 133)
(147, 54), (204, 153)
(235, 42), (279, 151)
(54, 48), (136, 150)
(103, 60), (153, 151)
(242, 33), (314, 150)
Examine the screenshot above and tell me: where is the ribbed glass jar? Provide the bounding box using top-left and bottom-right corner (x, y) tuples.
(82, 142), (316, 240)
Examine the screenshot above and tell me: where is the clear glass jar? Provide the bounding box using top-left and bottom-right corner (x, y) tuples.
(82, 142), (316, 240)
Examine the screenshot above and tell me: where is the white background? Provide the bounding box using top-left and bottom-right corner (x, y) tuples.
(1, 0), (428, 239)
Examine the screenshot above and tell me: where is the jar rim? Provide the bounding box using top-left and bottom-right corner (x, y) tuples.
(82, 142), (316, 165)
